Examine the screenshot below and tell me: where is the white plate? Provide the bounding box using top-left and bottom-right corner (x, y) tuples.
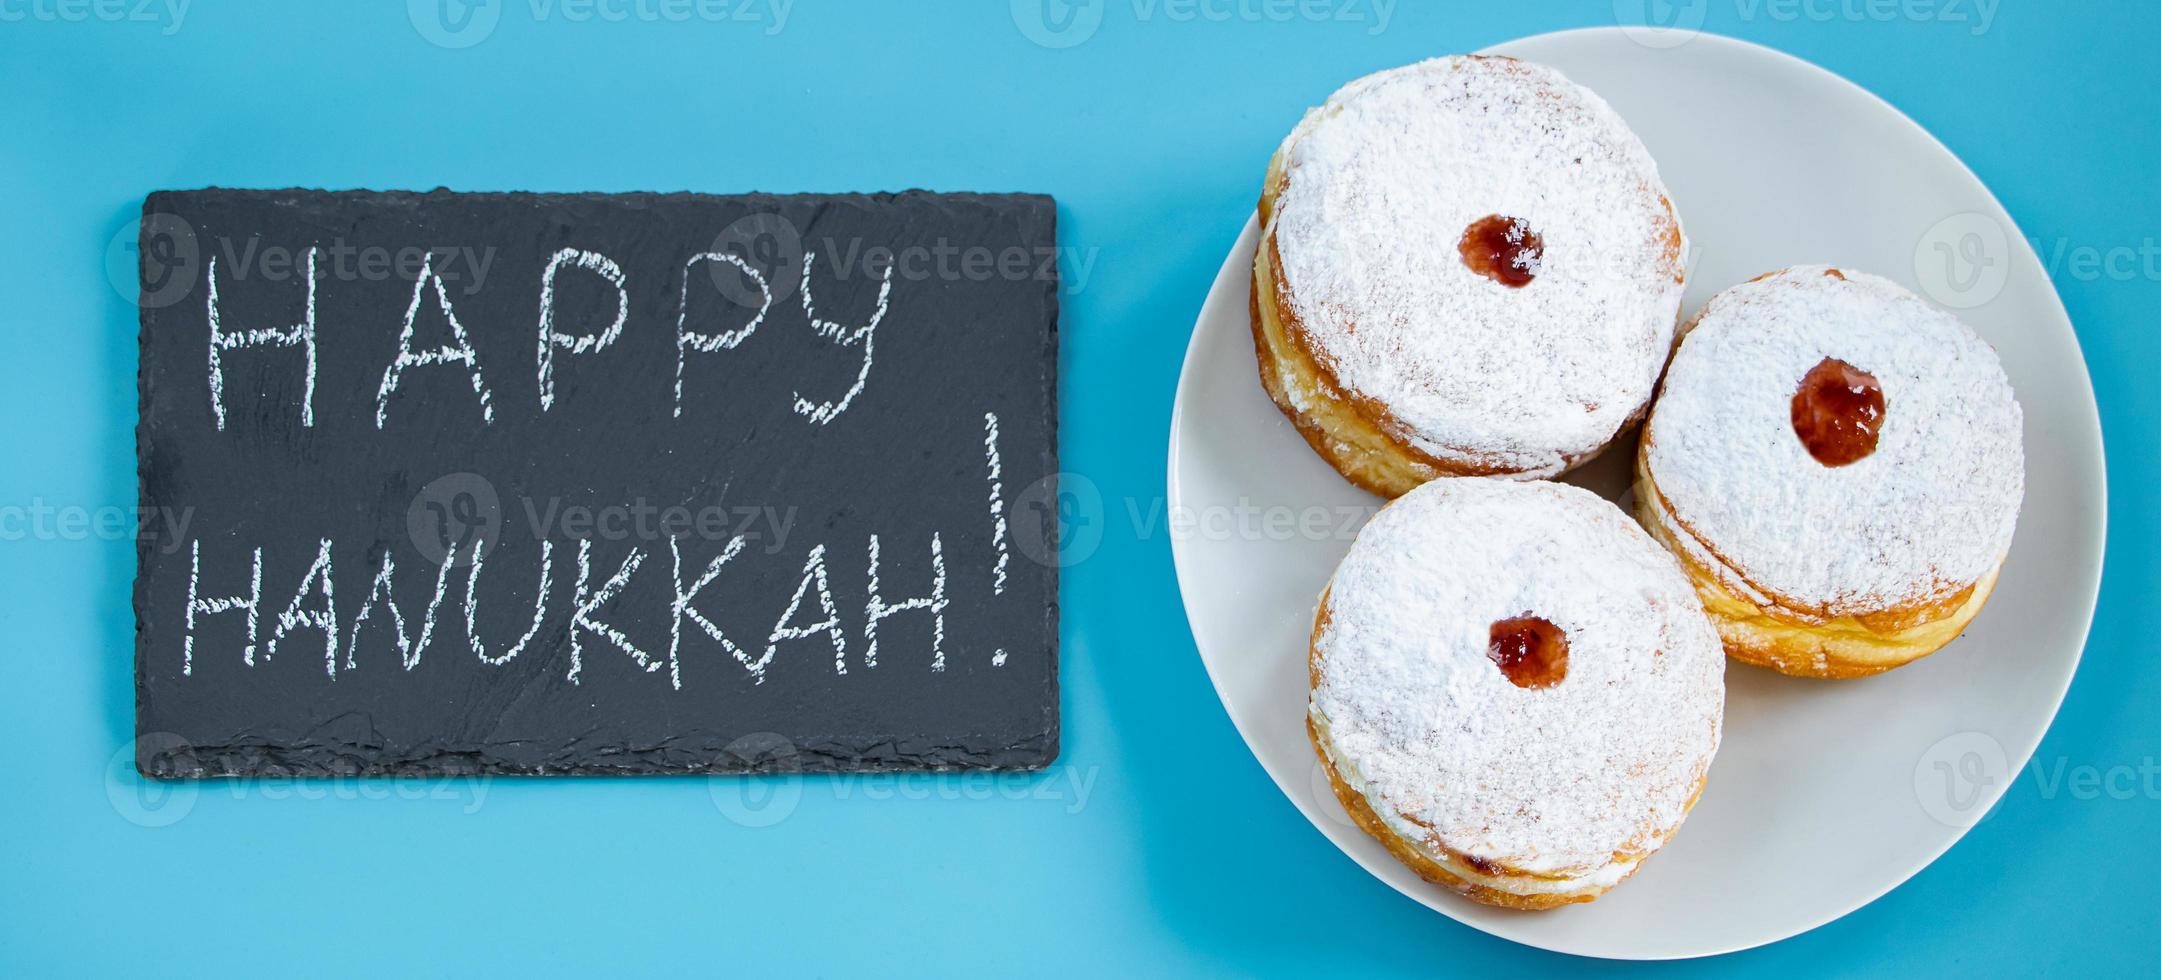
(1167, 28), (2105, 959)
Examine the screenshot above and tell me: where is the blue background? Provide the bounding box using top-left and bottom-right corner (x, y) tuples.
(2, 1), (2154, 974)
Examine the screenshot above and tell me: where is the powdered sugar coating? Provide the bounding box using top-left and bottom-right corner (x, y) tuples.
(1645, 266), (2024, 616)
(1270, 56), (1687, 476)
(1311, 479), (1724, 877)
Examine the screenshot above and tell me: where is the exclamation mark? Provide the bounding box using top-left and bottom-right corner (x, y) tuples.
(984, 411), (1009, 667)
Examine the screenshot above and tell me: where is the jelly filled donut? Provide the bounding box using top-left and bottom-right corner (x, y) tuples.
(1308, 479), (1724, 909)
(1636, 266), (2025, 679)
(1253, 56), (1688, 495)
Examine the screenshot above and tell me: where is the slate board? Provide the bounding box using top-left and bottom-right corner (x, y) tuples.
(134, 189), (1060, 777)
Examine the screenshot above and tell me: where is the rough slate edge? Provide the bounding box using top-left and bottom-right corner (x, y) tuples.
(130, 187), (1063, 779)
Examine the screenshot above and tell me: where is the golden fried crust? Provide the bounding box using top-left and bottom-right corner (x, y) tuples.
(1310, 716), (1601, 910)
(1304, 589), (1704, 910)
(1252, 168), (1459, 498)
(1631, 442), (2003, 679)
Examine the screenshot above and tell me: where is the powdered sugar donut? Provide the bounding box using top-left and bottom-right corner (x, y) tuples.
(1309, 478), (1724, 909)
(1636, 266), (2025, 678)
(1253, 56), (1688, 495)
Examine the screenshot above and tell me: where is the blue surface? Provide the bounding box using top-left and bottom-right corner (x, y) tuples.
(2, 1), (2154, 974)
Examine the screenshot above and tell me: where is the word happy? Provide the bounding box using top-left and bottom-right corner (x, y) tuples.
(203, 243), (891, 431)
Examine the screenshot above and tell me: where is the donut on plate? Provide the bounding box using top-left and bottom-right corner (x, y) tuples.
(1253, 55), (1688, 496)
(1308, 478), (1724, 909)
(1635, 266), (2025, 679)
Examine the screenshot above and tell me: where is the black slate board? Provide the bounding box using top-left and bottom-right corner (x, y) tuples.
(134, 189), (1059, 777)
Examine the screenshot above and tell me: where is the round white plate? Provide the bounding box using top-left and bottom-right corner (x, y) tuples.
(1167, 28), (2105, 959)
